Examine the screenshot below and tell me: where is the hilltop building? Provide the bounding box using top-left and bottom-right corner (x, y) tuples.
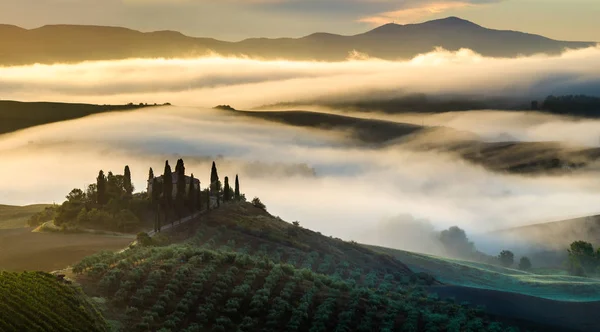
(147, 173), (199, 198)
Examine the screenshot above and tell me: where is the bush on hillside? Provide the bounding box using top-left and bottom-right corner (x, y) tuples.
(136, 232), (153, 247)
(27, 205), (58, 227)
(252, 197), (266, 210)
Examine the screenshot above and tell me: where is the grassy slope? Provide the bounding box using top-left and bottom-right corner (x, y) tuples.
(73, 203), (533, 332)
(368, 245), (600, 302)
(0, 204), (51, 229)
(0, 100), (158, 135)
(0, 271), (108, 331)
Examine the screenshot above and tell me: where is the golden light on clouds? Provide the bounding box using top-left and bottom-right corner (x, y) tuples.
(359, 1), (474, 25)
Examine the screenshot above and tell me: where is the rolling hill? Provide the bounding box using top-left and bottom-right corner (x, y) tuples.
(0, 204), (51, 229)
(492, 214), (600, 250)
(0, 17), (594, 66)
(223, 107), (600, 175)
(0, 100), (161, 135)
(70, 202), (550, 331)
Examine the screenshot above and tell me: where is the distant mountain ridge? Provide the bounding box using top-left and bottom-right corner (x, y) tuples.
(0, 17), (595, 65)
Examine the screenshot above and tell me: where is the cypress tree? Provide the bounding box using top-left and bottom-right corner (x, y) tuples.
(197, 181), (202, 211)
(188, 173), (196, 211)
(152, 177), (161, 232)
(210, 161), (219, 193)
(148, 167), (154, 181)
(223, 176), (231, 202)
(175, 159), (186, 220)
(163, 160), (173, 223)
(96, 170), (107, 205)
(124, 165), (133, 196)
(234, 174), (240, 201)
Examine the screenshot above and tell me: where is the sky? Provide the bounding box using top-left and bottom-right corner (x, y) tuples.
(0, 0), (598, 41)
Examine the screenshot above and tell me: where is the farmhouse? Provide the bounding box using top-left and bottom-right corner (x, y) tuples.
(147, 173), (200, 197)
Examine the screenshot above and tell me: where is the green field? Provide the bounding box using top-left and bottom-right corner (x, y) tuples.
(0, 204), (51, 229)
(0, 271), (108, 331)
(369, 245), (600, 302)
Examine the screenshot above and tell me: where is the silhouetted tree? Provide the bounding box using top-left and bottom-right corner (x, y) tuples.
(163, 160), (173, 224)
(498, 250), (514, 267)
(234, 174), (240, 201)
(124, 165), (133, 196)
(210, 161), (221, 206)
(188, 173), (196, 211)
(96, 170), (107, 205)
(196, 181), (202, 211)
(148, 167), (154, 181)
(223, 176), (231, 202)
(519, 256), (532, 271)
(175, 159), (186, 220)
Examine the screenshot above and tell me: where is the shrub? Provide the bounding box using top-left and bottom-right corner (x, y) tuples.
(251, 197), (266, 210)
(136, 232), (153, 247)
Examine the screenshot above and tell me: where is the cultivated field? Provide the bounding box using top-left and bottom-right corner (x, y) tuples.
(0, 228), (133, 272)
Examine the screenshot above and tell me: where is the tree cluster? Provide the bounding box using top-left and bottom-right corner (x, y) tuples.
(53, 165), (143, 232)
(567, 240), (600, 276)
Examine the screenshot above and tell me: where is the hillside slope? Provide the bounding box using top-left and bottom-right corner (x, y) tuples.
(0, 271), (108, 331)
(0, 17), (593, 65)
(491, 214), (600, 250)
(0, 101), (160, 135)
(0, 204), (50, 229)
(70, 202), (545, 331)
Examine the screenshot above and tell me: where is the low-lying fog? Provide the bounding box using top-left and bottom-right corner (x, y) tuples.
(2, 46), (600, 256)
(3, 106), (600, 256)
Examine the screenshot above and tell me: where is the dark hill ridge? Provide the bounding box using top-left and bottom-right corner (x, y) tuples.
(0, 17), (594, 65)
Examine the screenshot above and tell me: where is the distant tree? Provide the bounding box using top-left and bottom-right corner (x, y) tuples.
(148, 167), (154, 181)
(568, 241), (597, 274)
(234, 174), (240, 201)
(251, 197), (266, 210)
(196, 181), (202, 211)
(223, 176), (231, 202)
(518, 256), (532, 271)
(96, 170), (107, 205)
(163, 160), (173, 223)
(439, 226), (475, 258)
(498, 250), (514, 268)
(188, 173), (196, 211)
(123, 165), (134, 196)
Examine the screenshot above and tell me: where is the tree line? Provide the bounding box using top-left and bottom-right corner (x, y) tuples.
(28, 159), (244, 233)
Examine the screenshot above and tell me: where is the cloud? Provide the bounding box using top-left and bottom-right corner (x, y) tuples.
(359, 1), (473, 25)
(0, 46), (599, 109)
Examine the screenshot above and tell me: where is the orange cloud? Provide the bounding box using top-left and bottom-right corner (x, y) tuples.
(359, 1), (473, 25)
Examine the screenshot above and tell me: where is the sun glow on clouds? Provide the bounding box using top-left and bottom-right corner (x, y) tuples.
(359, 1), (472, 25)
